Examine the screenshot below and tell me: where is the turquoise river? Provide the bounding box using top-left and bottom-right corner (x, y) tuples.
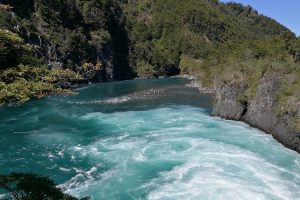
(1, 78), (300, 200)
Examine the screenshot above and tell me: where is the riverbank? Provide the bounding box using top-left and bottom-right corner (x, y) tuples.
(187, 77), (300, 153)
(2, 73), (300, 154)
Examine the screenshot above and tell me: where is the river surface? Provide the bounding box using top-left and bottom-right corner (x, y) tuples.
(1, 78), (300, 200)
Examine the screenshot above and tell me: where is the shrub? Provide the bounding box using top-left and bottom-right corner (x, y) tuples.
(0, 65), (81, 105)
(0, 173), (90, 200)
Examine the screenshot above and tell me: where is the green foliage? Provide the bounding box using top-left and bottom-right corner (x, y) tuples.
(43, 69), (83, 84)
(0, 80), (73, 105)
(181, 34), (300, 126)
(0, 65), (49, 83)
(277, 67), (300, 111)
(0, 0), (299, 108)
(1, 0), (295, 79)
(135, 61), (156, 78)
(1, 0), (111, 71)
(0, 65), (82, 105)
(0, 29), (43, 69)
(122, 0), (291, 77)
(0, 173), (90, 200)
(179, 54), (203, 76)
(77, 62), (102, 79)
(189, 37), (297, 87)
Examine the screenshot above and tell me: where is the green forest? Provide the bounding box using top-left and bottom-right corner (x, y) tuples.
(0, 0), (300, 120)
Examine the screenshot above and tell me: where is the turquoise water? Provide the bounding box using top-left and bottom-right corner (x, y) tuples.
(1, 78), (300, 200)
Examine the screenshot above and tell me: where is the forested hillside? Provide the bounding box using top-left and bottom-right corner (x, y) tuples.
(0, 0), (136, 77)
(0, 0), (135, 104)
(121, 1), (300, 143)
(122, 0), (294, 77)
(0, 0), (299, 109)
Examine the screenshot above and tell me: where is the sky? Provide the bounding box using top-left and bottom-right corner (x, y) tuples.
(220, 0), (300, 36)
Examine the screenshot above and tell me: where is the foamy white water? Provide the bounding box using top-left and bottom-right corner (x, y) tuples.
(1, 78), (300, 200)
(58, 107), (300, 200)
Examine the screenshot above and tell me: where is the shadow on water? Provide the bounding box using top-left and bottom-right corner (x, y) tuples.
(0, 77), (212, 119)
(69, 79), (213, 114)
(0, 77), (212, 145)
(0, 77), (213, 143)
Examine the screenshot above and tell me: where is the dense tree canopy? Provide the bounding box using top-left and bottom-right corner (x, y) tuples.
(121, 0), (294, 77)
(0, 0), (299, 107)
(0, 173), (90, 200)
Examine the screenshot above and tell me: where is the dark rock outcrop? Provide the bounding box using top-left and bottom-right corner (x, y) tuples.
(213, 75), (300, 153)
(295, 51), (300, 63)
(212, 83), (247, 120)
(243, 75), (280, 132)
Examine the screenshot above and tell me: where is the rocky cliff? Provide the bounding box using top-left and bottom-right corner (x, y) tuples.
(0, 0), (135, 81)
(213, 74), (300, 152)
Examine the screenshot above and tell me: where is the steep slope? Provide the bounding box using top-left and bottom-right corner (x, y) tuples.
(1, 0), (292, 80)
(0, 0), (135, 81)
(120, 0), (300, 152)
(0, 0), (136, 104)
(121, 0), (292, 77)
(210, 39), (300, 151)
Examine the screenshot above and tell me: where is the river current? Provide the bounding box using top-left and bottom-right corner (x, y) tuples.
(1, 78), (300, 200)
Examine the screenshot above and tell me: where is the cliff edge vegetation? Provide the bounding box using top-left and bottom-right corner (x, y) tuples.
(0, 0), (134, 104)
(0, 0), (296, 104)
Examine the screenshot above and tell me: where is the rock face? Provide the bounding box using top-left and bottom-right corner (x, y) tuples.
(212, 83), (247, 120)
(244, 75), (280, 132)
(296, 51), (300, 63)
(0, 0), (135, 82)
(213, 75), (300, 153)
